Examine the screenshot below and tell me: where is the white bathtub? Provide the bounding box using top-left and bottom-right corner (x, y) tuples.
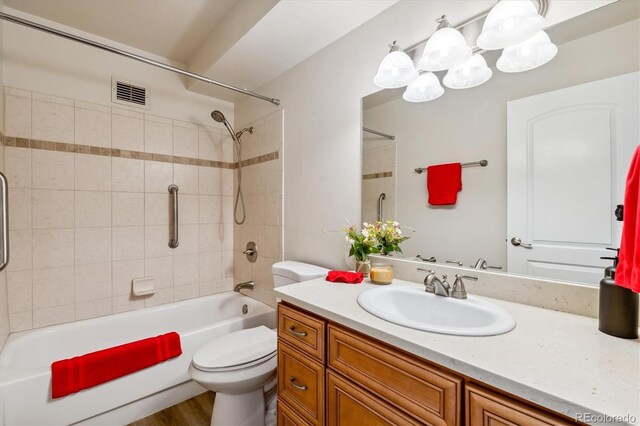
(0, 292), (276, 425)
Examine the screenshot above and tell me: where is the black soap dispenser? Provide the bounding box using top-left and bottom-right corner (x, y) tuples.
(598, 248), (639, 339)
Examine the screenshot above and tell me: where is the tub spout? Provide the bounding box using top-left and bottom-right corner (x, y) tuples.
(234, 281), (255, 292)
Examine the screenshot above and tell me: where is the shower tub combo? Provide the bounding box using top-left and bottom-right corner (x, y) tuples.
(0, 292), (276, 425)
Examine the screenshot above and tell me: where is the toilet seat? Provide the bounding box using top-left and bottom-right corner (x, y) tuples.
(192, 326), (277, 372)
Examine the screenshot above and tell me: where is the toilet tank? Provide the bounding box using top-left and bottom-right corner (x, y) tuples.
(272, 261), (329, 288)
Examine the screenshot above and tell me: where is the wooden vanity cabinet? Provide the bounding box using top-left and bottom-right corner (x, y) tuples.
(277, 302), (578, 426)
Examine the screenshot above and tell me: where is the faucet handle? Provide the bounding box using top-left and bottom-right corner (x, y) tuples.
(487, 265), (503, 270)
(417, 268), (436, 293)
(451, 274), (477, 299)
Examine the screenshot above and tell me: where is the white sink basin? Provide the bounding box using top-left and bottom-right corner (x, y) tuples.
(357, 285), (516, 336)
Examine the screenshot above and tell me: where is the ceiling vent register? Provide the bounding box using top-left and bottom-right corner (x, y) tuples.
(111, 77), (149, 109)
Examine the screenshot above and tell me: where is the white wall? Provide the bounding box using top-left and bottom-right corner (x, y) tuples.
(363, 19), (639, 268)
(235, 0), (617, 270)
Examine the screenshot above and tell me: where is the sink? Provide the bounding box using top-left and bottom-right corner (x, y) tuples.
(357, 285), (516, 336)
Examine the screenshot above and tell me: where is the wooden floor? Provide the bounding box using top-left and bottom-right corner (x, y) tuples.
(128, 392), (215, 426)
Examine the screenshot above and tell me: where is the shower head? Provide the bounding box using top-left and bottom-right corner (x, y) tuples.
(210, 110), (227, 123)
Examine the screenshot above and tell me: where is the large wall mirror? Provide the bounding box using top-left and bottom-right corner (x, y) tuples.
(361, 1), (639, 287)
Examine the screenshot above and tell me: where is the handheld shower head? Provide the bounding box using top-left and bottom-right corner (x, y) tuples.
(210, 110), (226, 123)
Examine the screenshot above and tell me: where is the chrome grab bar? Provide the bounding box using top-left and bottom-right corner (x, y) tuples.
(168, 185), (179, 248)
(377, 193), (386, 222)
(0, 172), (9, 272)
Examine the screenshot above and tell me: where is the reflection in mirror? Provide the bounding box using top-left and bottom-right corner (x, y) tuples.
(361, 1), (640, 286)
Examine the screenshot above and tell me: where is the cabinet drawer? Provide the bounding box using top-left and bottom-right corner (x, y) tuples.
(279, 303), (326, 362)
(327, 371), (421, 426)
(278, 341), (325, 426)
(278, 400), (313, 426)
(328, 324), (462, 426)
(466, 384), (576, 426)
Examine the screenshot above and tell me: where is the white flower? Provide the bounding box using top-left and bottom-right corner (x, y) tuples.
(348, 238), (355, 244)
(363, 222), (369, 227)
(362, 229), (369, 237)
(393, 221), (399, 226)
(397, 229), (402, 235)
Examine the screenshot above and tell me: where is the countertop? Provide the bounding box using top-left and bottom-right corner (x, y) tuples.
(275, 278), (640, 425)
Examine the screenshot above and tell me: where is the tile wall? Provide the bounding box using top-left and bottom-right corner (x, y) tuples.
(0, 86), (8, 347)
(3, 86), (237, 331)
(361, 137), (396, 224)
(233, 110), (283, 307)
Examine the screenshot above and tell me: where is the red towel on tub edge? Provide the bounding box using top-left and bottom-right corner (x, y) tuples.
(426, 163), (462, 206)
(616, 145), (640, 293)
(51, 332), (182, 399)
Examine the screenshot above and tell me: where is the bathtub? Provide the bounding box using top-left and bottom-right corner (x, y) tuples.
(0, 292), (276, 425)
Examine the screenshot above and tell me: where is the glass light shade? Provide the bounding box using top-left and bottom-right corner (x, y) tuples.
(373, 50), (419, 89)
(477, 0), (545, 50)
(443, 54), (493, 89)
(497, 30), (557, 73)
(402, 72), (444, 103)
(419, 27), (471, 71)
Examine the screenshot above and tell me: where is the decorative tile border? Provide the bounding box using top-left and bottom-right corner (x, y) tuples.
(363, 171), (393, 180)
(4, 136), (279, 169)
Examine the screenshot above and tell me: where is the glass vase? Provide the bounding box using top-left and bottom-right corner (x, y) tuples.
(355, 258), (371, 277)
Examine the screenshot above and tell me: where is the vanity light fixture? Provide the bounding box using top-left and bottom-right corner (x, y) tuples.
(418, 16), (471, 72)
(373, 41), (419, 89)
(477, 0), (545, 50)
(402, 72), (444, 103)
(443, 54), (493, 89)
(496, 30), (557, 72)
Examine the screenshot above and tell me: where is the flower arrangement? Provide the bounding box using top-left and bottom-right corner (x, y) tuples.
(374, 220), (409, 256)
(343, 220), (410, 260)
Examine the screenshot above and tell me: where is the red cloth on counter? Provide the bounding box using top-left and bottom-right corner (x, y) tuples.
(326, 271), (364, 284)
(426, 163), (462, 206)
(616, 145), (640, 293)
(51, 332), (182, 399)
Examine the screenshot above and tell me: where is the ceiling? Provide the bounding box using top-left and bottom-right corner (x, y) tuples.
(3, 0), (398, 102)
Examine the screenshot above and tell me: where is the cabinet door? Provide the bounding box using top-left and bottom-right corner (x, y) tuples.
(278, 400), (313, 426)
(466, 384), (576, 426)
(327, 371), (421, 426)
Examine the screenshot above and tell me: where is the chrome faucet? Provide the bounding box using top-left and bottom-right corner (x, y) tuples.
(233, 281), (255, 292)
(470, 258), (503, 270)
(418, 268), (477, 299)
(451, 274), (478, 299)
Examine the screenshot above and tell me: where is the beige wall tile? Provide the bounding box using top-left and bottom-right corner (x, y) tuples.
(145, 225), (173, 258)
(32, 190), (74, 229)
(7, 270), (32, 313)
(75, 191), (111, 228)
(199, 223), (223, 253)
(112, 226), (144, 261)
(145, 256), (173, 289)
(198, 126), (222, 161)
(112, 113), (143, 151)
(174, 254), (199, 286)
(75, 298), (111, 320)
(145, 161), (173, 193)
(32, 99), (74, 144)
(199, 251), (221, 282)
(33, 229), (74, 269)
(179, 194), (198, 225)
(112, 192), (144, 226)
(33, 266), (74, 309)
(112, 157), (144, 192)
(33, 304), (74, 328)
(174, 283), (199, 302)
(175, 224), (198, 255)
(75, 103), (111, 148)
(221, 195), (234, 224)
(145, 119), (172, 155)
(10, 311), (33, 332)
(5, 94), (31, 138)
(222, 170), (234, 196)
(7, 230), (32, 272)
(9, 189), (31, 230)
(75, 154), (111, 191)
(5, 147), (31, 189)
(222, 251), (234, 279)
(144, 288), (173, 307)
(75, 262), (111, 302)
(112, 259), (145, 296)
(32, 150), (74, 190)
(199, 195), (221, 224)
(144, 193), (170, 226)
(112, 294), (145, 313)
(198, 280), (218, 296)
(174, 164), (198, 194)
(75, 227), (111, 265)
(199, 167), (222, 196)
(173, 124), (198, 158)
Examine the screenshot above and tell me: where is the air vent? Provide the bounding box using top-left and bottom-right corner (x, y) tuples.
(111, 77), (150, 109)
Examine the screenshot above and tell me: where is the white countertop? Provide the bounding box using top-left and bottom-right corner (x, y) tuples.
(275, 278), (640, 425)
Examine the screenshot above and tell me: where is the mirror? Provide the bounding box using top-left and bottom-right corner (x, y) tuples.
(361, 1), (640, 286)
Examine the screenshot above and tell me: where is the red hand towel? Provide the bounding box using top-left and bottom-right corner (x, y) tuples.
(616, 145), (640, 293)
(426, 163), (462, 205)
(326, 270), (364, 284)
(51, 332), (182, 399)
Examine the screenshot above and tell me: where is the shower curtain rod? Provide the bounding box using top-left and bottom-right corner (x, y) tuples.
(0, 12), (281, 106)
(363, 127), (395, 140)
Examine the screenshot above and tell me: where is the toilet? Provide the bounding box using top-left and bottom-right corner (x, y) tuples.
(188, 261), (329, 426)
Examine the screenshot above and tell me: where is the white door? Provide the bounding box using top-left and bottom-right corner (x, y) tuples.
(507, 72), (639, 285)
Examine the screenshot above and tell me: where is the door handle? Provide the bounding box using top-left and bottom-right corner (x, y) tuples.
(510, 237), (532, 248)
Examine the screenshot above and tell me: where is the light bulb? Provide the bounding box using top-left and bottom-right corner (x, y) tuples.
(373, 42), (419, 89)
(477, 0), (545, 50)
(443, 54), (492, 89)
(402, 72), (444, 102)
(419, 17), (471, 72)
(497, 30), (558, 73)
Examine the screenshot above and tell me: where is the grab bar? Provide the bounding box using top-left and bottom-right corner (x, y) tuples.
(377, 193), (386, 222)
(0, 172), (8, 271)
(168, 185), (179, 248)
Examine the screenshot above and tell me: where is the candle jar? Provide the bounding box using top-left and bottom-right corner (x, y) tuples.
(369, 263), (394, 285)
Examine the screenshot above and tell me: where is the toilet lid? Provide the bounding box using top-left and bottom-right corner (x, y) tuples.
(192, 326), (277, 372)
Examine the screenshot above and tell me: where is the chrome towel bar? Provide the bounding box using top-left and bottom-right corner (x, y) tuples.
(168, 185), (179, 249)
(415, 160), (488, 174)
